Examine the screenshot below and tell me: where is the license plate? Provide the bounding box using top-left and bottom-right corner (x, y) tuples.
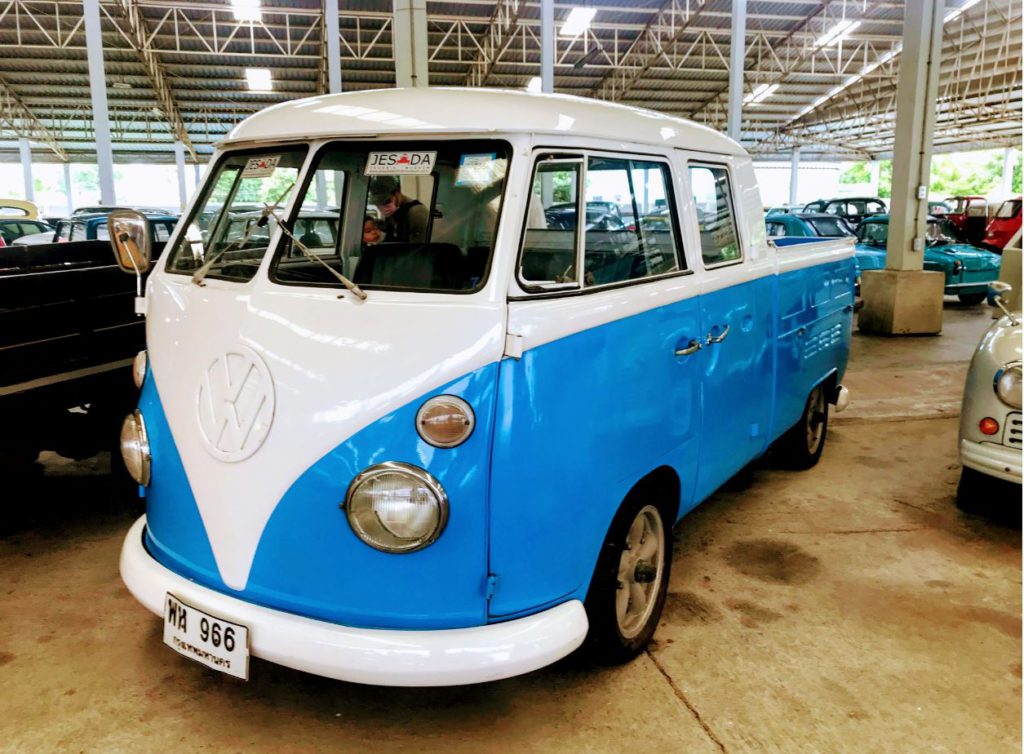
(163, 594), (250, 680)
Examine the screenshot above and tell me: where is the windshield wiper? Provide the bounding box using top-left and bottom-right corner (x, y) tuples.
(191, 182), (295, 287)
(263, 205), (367, 301)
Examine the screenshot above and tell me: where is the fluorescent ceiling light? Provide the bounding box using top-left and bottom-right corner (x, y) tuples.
(246, 68), (273, 91)
(232, 0), (261, 22)
(744, 83), (779, 105)
(526, 76), (542, 93)
(560, 7), (596, 38)
(945, 0), (982, 23)
(814, 19), (861, 47)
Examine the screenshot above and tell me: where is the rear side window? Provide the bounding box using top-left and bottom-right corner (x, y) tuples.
(808, 217), (854, 237)
(69, 223), (87, 242)
(689, 165), (740, 266)
(520, 154), (684, 290)
(997, 200), (1021, 219)
(766, 221), (786, 237)
(58, 223), (72, 241)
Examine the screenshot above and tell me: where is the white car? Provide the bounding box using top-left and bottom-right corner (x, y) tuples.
(957, 281), (1023, 509)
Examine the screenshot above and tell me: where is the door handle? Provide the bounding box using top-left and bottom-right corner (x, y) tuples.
(675, 340), (703, 356)
(706, 324), (730, 345)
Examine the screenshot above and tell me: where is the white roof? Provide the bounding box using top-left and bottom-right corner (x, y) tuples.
(223, 88), (745, 157)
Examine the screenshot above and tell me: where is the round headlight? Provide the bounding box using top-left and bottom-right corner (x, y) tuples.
(344, 462), (448, 553)
(995, 363), (1022, 409)
(415, 395), (474, 448)
(120, 410), (151, 486)
(133, 350), (147, 389)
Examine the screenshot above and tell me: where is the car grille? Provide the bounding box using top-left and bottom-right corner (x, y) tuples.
(1004, 412), (1022, 447)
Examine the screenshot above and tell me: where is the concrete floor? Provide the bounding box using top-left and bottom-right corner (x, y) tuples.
(1, 300), (1019, 753)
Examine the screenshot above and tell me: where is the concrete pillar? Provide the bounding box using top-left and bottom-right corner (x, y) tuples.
(1000, 147), (1016, 199)
(788, 148), (800, 206)
(859, 0), (945, 336)
(868, 160), (881, 197)
(174, 140), (187, 211)
(63, 161), (73, 215)
(83, 0), (115, 205)
(393, 0), (428, 87)
(19, 138), (34, 203)
(540, 0), (554, 93)
(193, 161), (202, 191)
(726, 0), (747, 141)
(324, 0), (342, 93)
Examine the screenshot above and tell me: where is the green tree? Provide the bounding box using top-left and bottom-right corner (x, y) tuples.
(839, 163), (871, 185)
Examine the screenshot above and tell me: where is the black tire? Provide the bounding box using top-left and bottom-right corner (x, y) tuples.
(584, 488), (673, 664)
(774, 383), (829, 470)
(957, 292), (987, 305)
(956, 466), (987, 513)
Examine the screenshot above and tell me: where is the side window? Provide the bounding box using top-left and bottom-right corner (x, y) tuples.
(520, 159), (582, 286)
(583, 157), (682, 287)
(689, 164), (741, 266)
(95, 222), (109, 241)
(154, 223), (171, 242)
(69, 223), (87, 242)
(58, 222), (72, 241)
(766, 221), (786, 237)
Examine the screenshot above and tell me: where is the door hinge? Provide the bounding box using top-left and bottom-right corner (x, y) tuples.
(504, 332), (524, 360)
(484, 573), (498, 600)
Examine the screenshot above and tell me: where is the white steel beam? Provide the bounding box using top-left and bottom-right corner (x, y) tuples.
(324, 0), (342, 93)
(788, 147), (800, 205)
(174, 139), (186, 210)
(726, 0), (746, 141)
(112, 0), (196, 160)
(83, 0), (115, 204)
(393, 0), (429, 87)
(541, 0), (553, 93)
(19, 137), (33, 202)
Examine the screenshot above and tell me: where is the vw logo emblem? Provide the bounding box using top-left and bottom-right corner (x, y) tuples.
(196, 346), (275, 462)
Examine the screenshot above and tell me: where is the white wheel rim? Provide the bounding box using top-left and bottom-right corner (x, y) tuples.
(615, 505), (666, 639)
(806, 387), (826, 454)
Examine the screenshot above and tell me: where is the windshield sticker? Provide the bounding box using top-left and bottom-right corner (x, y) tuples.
(241, 155), (280, 178)
(365, 151), (437, 176)
(455, 153), (498, 187)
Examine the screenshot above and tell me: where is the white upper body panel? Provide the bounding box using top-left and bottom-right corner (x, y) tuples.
(222, 88), (746, 158)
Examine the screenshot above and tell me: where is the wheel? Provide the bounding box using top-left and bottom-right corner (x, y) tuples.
(584, 493), (672, 664)
(956, 466), (987, 513)
(775, 384), (829, 470)
(957, 292), (987, 305)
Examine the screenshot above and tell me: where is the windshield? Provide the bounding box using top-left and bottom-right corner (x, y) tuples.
(807, 217), (854, 237)
(165, 147), (306, 283)
(925, 220), (954, 245)
(858, 222), (887, 245)
(270, 140), (510, 293)
(997, 200), (1022, 219)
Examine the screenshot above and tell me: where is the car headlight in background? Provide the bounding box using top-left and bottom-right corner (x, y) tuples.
(415, 395), (475, 448)
(120, 410), (151, 486)
(133, 350), (147, 389)
(994, 363), (1022, 409)
(344, 462), (449, 553)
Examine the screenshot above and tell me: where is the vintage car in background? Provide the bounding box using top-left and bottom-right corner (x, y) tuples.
(855, 214), (1001, 304)
(15, 211), (178, 246)
(0, 199), (40, 219)
(928, 199), (953, 216)
(763, 203), (804, 216)
(944, 195), (989, 244)
(957, 281), (1022, 511)
(980, 197), (1022, 253)
(802, 197), (887, 227)
(0, 218), (54, 245)
(765, 212), (856, 239)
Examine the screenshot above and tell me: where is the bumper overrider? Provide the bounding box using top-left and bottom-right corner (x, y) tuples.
(960, 439), (1022, 485)
(120, 516), (589, 686)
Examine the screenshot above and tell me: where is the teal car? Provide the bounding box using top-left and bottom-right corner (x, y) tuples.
(855, 214), (1001, 304)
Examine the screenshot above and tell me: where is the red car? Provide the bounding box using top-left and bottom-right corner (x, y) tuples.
(944, 195), (989, 244)
(981, 197), (1022, 253)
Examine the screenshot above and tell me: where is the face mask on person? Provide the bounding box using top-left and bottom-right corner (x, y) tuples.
(377, 197), (398, 217)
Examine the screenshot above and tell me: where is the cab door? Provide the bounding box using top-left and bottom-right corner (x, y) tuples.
(685, 161), (774, 503)
(489, 151), (703, 619)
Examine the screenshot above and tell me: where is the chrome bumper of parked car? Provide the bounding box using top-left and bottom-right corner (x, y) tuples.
(960, 439), (1022, 485)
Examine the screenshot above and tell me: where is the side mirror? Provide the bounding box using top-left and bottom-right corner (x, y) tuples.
(109, 210), (151, 275)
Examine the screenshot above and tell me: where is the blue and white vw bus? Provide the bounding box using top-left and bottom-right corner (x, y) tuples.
(113, 88), (854, 686)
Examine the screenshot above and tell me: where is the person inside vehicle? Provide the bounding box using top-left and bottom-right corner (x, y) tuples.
(367, 176), (430, 243)
(363, 214), (383, 245)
